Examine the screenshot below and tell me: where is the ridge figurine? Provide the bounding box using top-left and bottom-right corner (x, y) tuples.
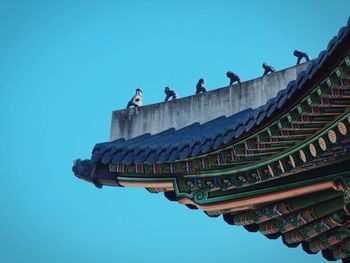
(262, 63), (276, 76)
(164, 87), (178, 101)
(195, 78), (207, 94)
(226, 71), (241, 86)
(294, 50), (310, 65)
(126, 88), (143, 109)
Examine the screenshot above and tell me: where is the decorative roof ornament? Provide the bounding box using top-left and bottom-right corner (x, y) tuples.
(294, 49), (310, 65)
(126, 88), (143, 109)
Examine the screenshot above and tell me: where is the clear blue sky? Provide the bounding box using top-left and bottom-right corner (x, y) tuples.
(0, 1), (349, 262)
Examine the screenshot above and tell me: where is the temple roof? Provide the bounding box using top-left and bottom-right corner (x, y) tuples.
(73, 17), (350, 263)
(91, 20), (350, 166)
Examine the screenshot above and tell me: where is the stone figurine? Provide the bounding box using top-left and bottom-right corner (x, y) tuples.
(262, 63), (276, 76)
(226, 71), (241, 86)
(164, 87), (178, 101)
(294, 50), (310, 65)
(195, 78), (207, 94)
(126, 88), (143, 109)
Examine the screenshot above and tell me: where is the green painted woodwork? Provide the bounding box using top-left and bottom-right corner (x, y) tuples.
(232, 190), (341, 225)
(332, 239), (350, 259)
(259, 197), (343, 235)
(308, 228), (350, 253)
(284, 211), (349, 244)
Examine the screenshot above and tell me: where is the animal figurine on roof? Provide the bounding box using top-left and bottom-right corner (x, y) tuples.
(195, 78), (207, 94)
(126, 88), (143, 109)
(226, 71), (241, 86)
(294, 50), (310, 65)
(164, 87), (178, 101)
(262, 63), (276, 76)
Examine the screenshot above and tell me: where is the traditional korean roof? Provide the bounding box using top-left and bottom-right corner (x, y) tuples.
(73, 18), (350, 262)
(91, 21), (349, 167)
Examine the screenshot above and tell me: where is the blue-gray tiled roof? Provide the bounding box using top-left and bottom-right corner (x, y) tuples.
(91, 21), (350, 166)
